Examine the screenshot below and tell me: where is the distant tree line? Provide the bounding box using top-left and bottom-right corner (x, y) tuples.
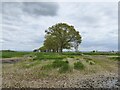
(36, 23), (82, 53)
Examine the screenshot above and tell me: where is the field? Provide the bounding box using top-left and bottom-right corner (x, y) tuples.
(1, 51), (119, 88)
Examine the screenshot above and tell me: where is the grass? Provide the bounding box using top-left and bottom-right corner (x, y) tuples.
(32, 52), (66, 60)
(82, 52), (118, 55)
(74, 61), (85, 70)
(2, 52), (118, 88)
(21, 60), (41, 68)
(44, 60), (70, 73)
(109, 57), (120, 61)
(1, 51), (30, 58)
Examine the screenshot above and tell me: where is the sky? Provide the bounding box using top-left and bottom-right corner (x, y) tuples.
(1, 2), (118, 51)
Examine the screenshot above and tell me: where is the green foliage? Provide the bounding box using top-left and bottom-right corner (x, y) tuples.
(74, 62), (84, 70)
(44, 23), (82, 52)
(39, 46), (47, 52)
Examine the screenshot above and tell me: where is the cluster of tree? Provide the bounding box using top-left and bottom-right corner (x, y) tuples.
(39, 23), (82, 53)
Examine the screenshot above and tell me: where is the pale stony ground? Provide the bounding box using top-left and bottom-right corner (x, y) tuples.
(2, 55), (119, 88)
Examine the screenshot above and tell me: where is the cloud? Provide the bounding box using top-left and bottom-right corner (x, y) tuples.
(22, 2), (58, 16)
(2, 2), (58, 16)
(1, 2), (118, 51)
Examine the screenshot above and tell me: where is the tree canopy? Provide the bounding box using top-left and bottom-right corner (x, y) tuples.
(40, 23), (82, 53)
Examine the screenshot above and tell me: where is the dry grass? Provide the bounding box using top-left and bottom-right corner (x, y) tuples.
(2, 55), (118, 88)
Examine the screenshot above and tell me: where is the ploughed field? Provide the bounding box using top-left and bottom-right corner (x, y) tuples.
(1, 51), (119, 88)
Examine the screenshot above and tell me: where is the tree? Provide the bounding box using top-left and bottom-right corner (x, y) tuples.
(44, 35), (59, 52)
(44, 23), (82, 53)
(39, 46), (47, 52)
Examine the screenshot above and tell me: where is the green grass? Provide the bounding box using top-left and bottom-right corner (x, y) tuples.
(32, 52), (66, 60)
(42, 60), (70, 73)
(74, 62), (85, 70)
(1, 51), (30, 58)
(59, 63), (70, 73)
(62, 52), (82, 55)
(83, 52), (118, 55)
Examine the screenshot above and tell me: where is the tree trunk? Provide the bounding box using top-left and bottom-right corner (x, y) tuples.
(60, 47), (63, 53)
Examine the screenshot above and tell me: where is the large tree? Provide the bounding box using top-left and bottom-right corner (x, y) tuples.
(44, 23), (82, 52)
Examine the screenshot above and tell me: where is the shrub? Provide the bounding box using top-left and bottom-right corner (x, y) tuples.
(74, 62), (84, 70)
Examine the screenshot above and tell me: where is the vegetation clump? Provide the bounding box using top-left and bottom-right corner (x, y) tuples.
(41, 60), (70, 73)
(74, 62), (84, 70)
(88, 61), (95, 65)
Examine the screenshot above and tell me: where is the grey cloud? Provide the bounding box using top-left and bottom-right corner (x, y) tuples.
(22, 2), (58, 16)
(81, 36), (118, 51)
(2, 2), (58, 17)
(1, 2), (117, 51)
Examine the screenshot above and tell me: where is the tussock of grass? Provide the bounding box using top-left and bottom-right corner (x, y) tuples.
(74, 62), (85, 70)
(42, 60), (70, 73)
(59, 63), (70, 73)
(88, 61), (95, 65)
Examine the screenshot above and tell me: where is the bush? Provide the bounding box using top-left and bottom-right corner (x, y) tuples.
(74, 62), (84, 70)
